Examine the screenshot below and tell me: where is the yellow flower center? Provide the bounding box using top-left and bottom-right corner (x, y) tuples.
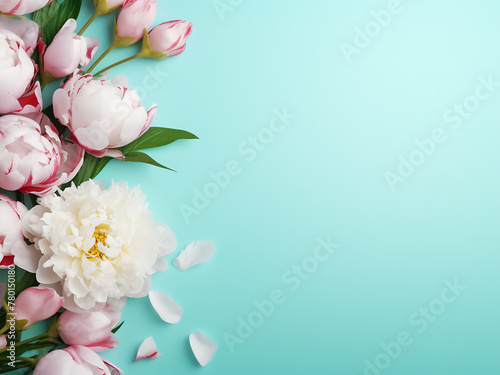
(87, 224), (109, 260)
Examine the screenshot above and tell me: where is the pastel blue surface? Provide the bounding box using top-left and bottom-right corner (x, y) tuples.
(49, 0), (500, 374)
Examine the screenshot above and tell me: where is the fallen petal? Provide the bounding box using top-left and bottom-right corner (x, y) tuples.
(189, 331), (217, 367)
(135, 337), (162, 361)
(173, 241), (215, 271)
(149, 290), (183, 324)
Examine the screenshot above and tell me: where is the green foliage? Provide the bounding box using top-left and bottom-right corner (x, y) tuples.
(33, 0), (83, 45)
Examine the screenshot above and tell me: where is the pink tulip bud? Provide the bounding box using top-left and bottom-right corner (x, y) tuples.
(15, 287), (64, 327)
(148, 20), (193, 57)
(34, 346), (112, 375)
(116, 0), (157, 44)
(43, 19), (99, 78)
(57, 310), (121, 352)
(0, 0), (53, 15)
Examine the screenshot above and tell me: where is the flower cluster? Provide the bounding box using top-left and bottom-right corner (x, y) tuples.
(0, 0), (195, 372)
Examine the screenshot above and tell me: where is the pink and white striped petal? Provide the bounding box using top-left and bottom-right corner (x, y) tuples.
(135, 337), (162, 361)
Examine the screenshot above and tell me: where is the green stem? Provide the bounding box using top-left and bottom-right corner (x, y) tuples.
(0, 334), (48, 355)
(94, 53), (142, 76)
(86, 43), (117, 74)
(15, 191), (24, 204)
(29, 194), (37, 208)
(16, 357), (36, 364)
(77, 12), (98, 36)
(0, 360), (34, 373)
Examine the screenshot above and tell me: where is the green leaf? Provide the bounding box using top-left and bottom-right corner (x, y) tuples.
(15, 269), (38, 297)
(111, 320), (125, 334)
(124, 152), (175, 171)
(122, 127), (198, 155)
(70, 154), (112, 187)
(33, 0), (83, 45)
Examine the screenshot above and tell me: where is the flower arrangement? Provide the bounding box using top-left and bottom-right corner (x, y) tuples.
(0, 0), (217, 373)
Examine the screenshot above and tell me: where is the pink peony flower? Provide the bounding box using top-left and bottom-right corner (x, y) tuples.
(53, 72), (156, 158)
(116, 0), (157, 44)
(58, 310), (121, 352)
(148, 20), (193, 57)
(0, 14), (40, 56)
(0, 29), (41, 114)
(0, 0), (53, 15)
(43, 19), (99, 78)
(0, 113), (84, 196)
(0, 195), (35, 271)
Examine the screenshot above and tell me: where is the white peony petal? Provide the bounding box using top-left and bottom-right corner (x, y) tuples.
(135, 337), (162, 361)
(149, 290), (183, 324)
(189, 331), (217, 367)
(173, 241), (215, 271)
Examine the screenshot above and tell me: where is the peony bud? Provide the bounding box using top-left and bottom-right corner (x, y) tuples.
(0, 0), (53, 15)
(148, 20), (193, 58)
(93, 0), (125, 15)
(53, 72), (156, 159)
(43, 19), (99, 78)
(57, 310), (121, 352)
(116, 0), (157, 45)
(34, 346), (112, 375)
(0, 114), (84, 196)
(15, 287), (64, 328)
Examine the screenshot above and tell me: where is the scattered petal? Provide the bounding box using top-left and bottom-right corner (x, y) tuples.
(189, 331), (217, 367)
(149, 290), (183, 324)
(173, 241), (215, 271)
(135, 337), (162, 361)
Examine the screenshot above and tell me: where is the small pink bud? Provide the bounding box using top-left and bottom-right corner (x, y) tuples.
(116, 0), (157, 44)
(43, 19), (99, 78)
(15, 287), (64, 327)
(57, 310), (121, 352)
(148, 20), (193, 57)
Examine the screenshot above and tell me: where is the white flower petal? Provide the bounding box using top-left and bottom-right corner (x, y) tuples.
(149, 290), (183, 324)
(173, 241), (215, 271)
(135, 336), (162, 361)
(189, 331), (217, 367)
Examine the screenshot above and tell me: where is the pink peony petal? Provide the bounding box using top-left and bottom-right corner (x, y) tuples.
(135, 337), (162, 361)
(149, 290), (183, 324)
(102, 359), (124, 375)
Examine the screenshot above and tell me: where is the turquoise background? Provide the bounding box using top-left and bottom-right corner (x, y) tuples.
(41, 0), (500, 374)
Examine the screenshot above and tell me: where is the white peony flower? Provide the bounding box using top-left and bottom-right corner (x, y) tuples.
(22, 180), (177, 312)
